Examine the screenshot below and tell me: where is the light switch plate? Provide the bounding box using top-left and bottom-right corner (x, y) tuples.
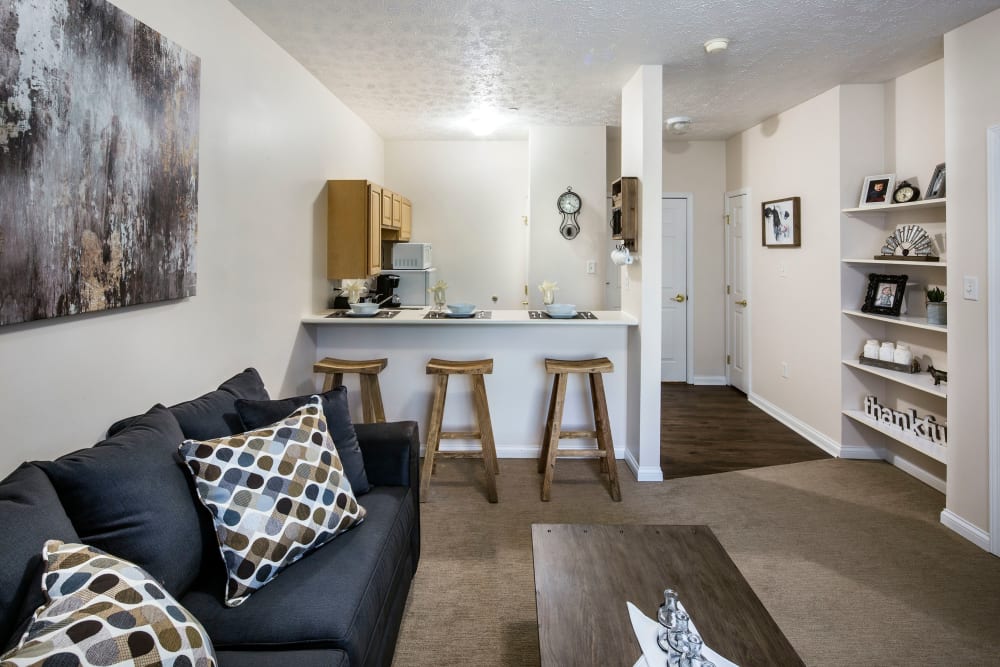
(963, 276), (979, 301)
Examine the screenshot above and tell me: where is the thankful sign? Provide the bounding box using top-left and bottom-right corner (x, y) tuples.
(864, 396), (947, 446)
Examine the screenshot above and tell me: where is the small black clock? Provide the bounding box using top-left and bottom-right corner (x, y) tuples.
(557, 187), (582, 240)
(892, 180), (920, 204)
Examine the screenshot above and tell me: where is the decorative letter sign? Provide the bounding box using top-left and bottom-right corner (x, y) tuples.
(864, 396), (947, 446)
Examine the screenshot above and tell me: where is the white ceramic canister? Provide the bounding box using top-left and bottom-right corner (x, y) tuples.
(894, 343), (912, 366)
(863, 339), (880, 359)
(879, 341), (896, 362)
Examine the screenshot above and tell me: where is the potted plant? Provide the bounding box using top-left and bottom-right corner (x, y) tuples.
(926, 286), (947, 325)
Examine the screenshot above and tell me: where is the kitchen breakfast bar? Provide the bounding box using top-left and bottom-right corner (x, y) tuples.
(302, 309), (638, 461)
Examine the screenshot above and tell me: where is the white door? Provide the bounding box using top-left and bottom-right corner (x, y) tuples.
(726, 191), (749, 393)
(661, 197), (688, 381)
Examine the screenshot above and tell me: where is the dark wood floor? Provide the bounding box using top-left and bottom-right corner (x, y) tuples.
(661, 383), (830, 480)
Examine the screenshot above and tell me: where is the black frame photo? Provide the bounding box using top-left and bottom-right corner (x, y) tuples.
(861, 273), (909, 316)
(925, 162), (946, 199)
(859, 174), (896, 207)
(761, 197), (801, 247)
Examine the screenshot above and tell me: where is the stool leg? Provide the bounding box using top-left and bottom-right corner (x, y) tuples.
(539, 376), (559, 473)
(360, 376), (375, 424)
(471, 375), (499, 503)
(367, 375), (387, 423)
(421, 374), (448, 503)
(590, 372), (621, 501)
(541, 373), (568, 502)
(321, 373), (336, 392)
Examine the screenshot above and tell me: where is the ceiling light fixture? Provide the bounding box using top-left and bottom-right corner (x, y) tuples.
(703, 38), (729, 54)
(666, 116), (693, 135)
(464, 108), (503, 137)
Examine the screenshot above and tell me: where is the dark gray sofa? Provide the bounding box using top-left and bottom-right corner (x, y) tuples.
(0, 369), (420, 667)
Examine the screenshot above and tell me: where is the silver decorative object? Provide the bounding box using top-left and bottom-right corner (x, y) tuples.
(655, 589), (715, 666)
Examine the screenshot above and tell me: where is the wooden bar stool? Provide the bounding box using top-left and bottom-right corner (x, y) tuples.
(421, 358), (499, 503)
(539, 357), (621, 502)
(313, 357), (388, 423)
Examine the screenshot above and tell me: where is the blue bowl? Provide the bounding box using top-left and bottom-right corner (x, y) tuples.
(447, 302), (476, 315)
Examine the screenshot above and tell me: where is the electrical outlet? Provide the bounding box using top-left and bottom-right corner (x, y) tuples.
(963, 276), (979, 301)
(778, 264), (788, 278)
(586, 260), (597, 274)
(781, 362), (789, 379)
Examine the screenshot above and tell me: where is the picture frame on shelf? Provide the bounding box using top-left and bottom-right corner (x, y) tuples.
(761, 196), (801, 247)
(925, 162), (946, 200)
(859, 174), (896, 207)
(861, 273), (909, 316)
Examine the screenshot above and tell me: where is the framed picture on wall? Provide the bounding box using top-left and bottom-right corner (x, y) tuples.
(859, 174), (896, 207)
(761, 197), (801, 247)
(861, 273), (909, 316)
(925, 163), (946, 199)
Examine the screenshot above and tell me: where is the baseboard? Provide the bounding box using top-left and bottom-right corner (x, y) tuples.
(419, 443), (625, 459)
(625, 448), (664, 482)
(691, 375), (728, 386)
(883, 450), (946, 493)
(940, 509), (992, 552)
(747, 392), (843, 457)
(838, 445), (884, 460)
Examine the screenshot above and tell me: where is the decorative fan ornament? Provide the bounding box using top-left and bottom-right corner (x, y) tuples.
(880, 224), (935, 257)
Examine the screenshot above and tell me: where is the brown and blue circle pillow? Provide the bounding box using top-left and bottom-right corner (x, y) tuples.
(0, 540), (215, 666)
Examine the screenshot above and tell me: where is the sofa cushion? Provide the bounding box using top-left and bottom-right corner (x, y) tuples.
(108, 368), (270, 440)
(180, 486), (414, 663)
(38, 405), (207, 599)
(178, 397), (365, 607)
(1, 541), (216, 667)
(235, 387), (370, 495)
(0, 464), (80, 645)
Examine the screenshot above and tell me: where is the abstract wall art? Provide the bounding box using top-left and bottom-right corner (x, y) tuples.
(0, 0), (200, 326)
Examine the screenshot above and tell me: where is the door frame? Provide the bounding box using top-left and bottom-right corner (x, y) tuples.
(662, 193), (695, 383)
(724, 188), (752, 393)
(988, 124), (999, 556)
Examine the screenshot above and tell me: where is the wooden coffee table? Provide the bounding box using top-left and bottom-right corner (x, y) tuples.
(531, 524), (803, 666)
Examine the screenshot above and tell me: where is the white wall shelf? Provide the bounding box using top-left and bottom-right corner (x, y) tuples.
(842, 359), (947, 398)
(842, 309), (947, 332)
(842, 258), (947, 268)
(842, 198), (946, 214)
(843, 410), (947, 463)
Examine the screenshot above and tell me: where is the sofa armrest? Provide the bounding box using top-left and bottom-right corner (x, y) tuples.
(355, 421), (419, 495)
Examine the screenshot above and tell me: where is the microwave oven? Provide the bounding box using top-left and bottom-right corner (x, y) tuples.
(391, 243), (432, 269)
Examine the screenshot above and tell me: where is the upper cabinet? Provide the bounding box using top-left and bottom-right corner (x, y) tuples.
(327, 180), (415, 278)
(400, 197), (412, 242)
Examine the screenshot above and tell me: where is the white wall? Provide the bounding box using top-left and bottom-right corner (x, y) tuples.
(0, 0), (384, 471)
(663, 141), (727, 381)
(944, 9), (1000, 533)
(727, 88), (843, 443)
(383, 141), (528, 308)
(528, 127), (607, 309)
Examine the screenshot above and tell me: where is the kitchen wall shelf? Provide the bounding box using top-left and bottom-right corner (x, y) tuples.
(842, 309), (947, 332)
(843, 410), (946, 463)
(842, 197), (946, 214)
(842, 258), (947, 267)
(842, 359), (947, 398)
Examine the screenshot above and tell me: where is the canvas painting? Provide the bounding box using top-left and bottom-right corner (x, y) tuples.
(0, 0), (200, 326)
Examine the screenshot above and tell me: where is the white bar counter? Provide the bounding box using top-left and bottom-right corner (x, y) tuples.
(303, 308), (637, 461)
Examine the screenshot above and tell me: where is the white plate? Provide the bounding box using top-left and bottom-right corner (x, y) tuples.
(546, 311), (577, 319)
(346, 311), (379, 318)
(445, 311), (477, 318)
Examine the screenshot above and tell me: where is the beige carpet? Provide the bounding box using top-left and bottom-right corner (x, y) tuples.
(391, 458), (1000, 666)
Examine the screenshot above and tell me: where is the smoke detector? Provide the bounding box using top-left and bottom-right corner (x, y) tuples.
(704, 38), (729, 54)
(666, 116), (693, 135)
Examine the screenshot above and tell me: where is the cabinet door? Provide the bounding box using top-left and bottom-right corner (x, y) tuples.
(382, 189), (393, 228)
(400, 197), (412, 241)
(391, 193), (402, 229)
(368, 184), (382, 276)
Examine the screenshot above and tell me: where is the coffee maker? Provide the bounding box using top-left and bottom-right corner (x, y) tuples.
(374, 273), (401, 308)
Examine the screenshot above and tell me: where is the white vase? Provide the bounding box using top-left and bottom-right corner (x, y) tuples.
(863, 339), (880, 359)
(879, 342), (895, 362)
(893, 344), (912, 366)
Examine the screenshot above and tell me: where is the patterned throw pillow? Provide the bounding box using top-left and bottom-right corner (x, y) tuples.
(178, 396), (365, 607)
(0, 540), (215, 667)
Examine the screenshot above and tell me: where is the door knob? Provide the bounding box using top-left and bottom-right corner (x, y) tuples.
(735, 299), (748, 306)
(672, 294), (686, 303)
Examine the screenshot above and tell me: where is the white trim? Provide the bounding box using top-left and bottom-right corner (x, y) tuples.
(988, 124), (1000, 556)
(692, 375), (728, 386)
(748, 392), (842, 457)
(420, 443), (626, 459)
(662, 193), (694, 384)
(626, 447), (664, 482)
(941, 509), (992, 552)
(882, 449), (946, 494)
(724, 188), (752, 393)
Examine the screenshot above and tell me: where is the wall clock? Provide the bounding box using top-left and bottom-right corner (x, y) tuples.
(557, 187), (581, 240)
(892, 180), (920, 204)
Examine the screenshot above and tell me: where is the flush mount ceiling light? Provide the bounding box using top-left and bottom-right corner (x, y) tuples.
(464, 108), (504, 136)
(666, 116), (693, 135)
(704, 37), (729, 54)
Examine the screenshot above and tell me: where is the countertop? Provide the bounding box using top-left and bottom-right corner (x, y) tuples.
(302, 308), (638, 326)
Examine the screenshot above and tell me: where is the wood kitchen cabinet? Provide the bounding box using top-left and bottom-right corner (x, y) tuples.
(391, 193), (402, 230)
(327, 179), (382, 278)
(400, 197), (412, 241)
(381, 189), (393, 229)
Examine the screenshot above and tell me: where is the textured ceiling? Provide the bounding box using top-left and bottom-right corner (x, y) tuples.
(230, 0), (1000, 140)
